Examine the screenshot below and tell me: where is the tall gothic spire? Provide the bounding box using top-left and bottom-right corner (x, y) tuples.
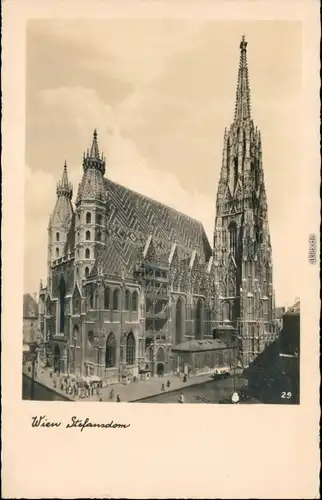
(83, 129), (106, 175)
(90, 129), (100, 158)
(56, 161), (73, 199)
(234, 35), (251, 122)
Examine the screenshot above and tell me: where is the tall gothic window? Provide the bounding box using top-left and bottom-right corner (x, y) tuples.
(234, 156), (238, 192)
(85, 267), (89, 277)
(113, 289), (120, 310)
(131, 291), (138, 312)
(104, 287), (110, 309)
(56, 248), (59, 258)
(88, 290), (94, 309)
(228, 221), (237, 260)
(106, 333), (116, 368)
(85, 248), (90, 259)
(97, 231), (101, 242)
(96, 213), (102, 225)
(194, 300), (203, 340)
(175, 298), (183, 345)
(125, 290), (130, 311)
(126, 332), (135, 365)
(86, 212), (91, 224)
(56, 232), (60, 242)
(94, 290), (100, 309)
(86, 231), (91, 241)
(59, 277), (66, 333)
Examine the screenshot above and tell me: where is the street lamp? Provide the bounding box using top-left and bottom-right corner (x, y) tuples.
(29, 341), (39, 400)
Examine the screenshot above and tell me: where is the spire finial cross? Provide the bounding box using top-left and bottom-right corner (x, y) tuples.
(240, 34), (247, 51)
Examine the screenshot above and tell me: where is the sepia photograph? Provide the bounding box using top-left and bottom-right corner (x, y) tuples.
(22, 19), (302, 405)
(2, 1), (320, 498)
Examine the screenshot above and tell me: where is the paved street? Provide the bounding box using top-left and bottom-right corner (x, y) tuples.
(23, 363), (235, 403)
(137, 376), (249, 404)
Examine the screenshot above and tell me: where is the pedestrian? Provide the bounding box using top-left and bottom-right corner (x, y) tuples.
(167, 380), (171, 389)
(116, 394), (121, 402)
(91, 386), (94, 396)
(161, 383), (165, 391)
(179, 393), (184, 404)
(109, 388), (114, 400)
(99, 392), (103, 402)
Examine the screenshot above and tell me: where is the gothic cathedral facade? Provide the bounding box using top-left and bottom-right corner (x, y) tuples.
(38, 37), (277, 381)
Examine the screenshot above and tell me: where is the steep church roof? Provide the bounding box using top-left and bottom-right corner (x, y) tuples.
(92, 179), (212, 277)
(23, 293), (38, 318)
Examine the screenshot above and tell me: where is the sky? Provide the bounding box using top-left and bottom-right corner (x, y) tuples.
(24, 19), (302, 307)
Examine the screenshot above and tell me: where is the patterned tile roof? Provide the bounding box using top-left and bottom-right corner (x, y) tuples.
(92, 179), (212, 277)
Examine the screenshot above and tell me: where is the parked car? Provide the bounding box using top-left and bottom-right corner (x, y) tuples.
(212, 370), (231, 380)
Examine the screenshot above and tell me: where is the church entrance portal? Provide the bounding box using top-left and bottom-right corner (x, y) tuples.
(156, 363), (164, 376)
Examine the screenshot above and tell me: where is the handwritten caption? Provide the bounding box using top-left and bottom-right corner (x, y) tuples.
(31, 415), (131, 432)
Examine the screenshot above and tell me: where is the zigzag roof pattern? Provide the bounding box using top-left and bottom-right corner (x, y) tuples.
(91, 179), (212, 278)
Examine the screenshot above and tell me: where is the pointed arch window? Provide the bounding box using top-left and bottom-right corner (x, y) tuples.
(234, 157), (238, 192)
(131, 291), (138, 312)
(113, 289), (120, 311)
(106, 333), (116, 368)
(94, 289), (100, 309)
(228, 221), (237, 260)
(125, 290), (130, 311)
(194, 299), (203, 340)
(88, 330), (94, 345)
(85, 248), (90, 259)
(56, 248), (59, 258)
(88, 290), (94, 309)
(104, 287), (110, 309)
(59, 277), (66, 333)
(126, 332), (135, 365)
(86, 230), (91, 241)
(56, 232), (60, 242)
(86, 212), (92, 224)
(85, 267), (89, 277)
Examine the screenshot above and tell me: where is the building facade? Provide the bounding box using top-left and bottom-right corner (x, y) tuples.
(23, 293), (38, 345)
(38, 37), (277, 382)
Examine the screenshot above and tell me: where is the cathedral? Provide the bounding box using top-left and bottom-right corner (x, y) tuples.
(38, 36), (278, 383)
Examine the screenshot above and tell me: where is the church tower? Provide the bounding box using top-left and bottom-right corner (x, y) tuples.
(47, 162), (74, 294)
(213, 36), (276, 367)
(74, 130), (107, 284)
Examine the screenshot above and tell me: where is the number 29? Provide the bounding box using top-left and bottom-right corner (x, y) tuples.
(281, 391), (292, 399)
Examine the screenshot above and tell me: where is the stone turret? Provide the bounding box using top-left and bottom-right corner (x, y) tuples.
(74, 130), (108, 285)
(47, 162), (74, 293)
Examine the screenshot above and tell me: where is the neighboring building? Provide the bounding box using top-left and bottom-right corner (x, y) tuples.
(171, 339), (234, 375)
(23, 293), (38, 345)
(244, 301), (300, 404)
(38, 36), (277, 382)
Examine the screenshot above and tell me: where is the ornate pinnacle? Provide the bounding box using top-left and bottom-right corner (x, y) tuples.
(83, 129), (106, 175)
(234, 35), (252, 122)
(56, 161), (73, 199)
